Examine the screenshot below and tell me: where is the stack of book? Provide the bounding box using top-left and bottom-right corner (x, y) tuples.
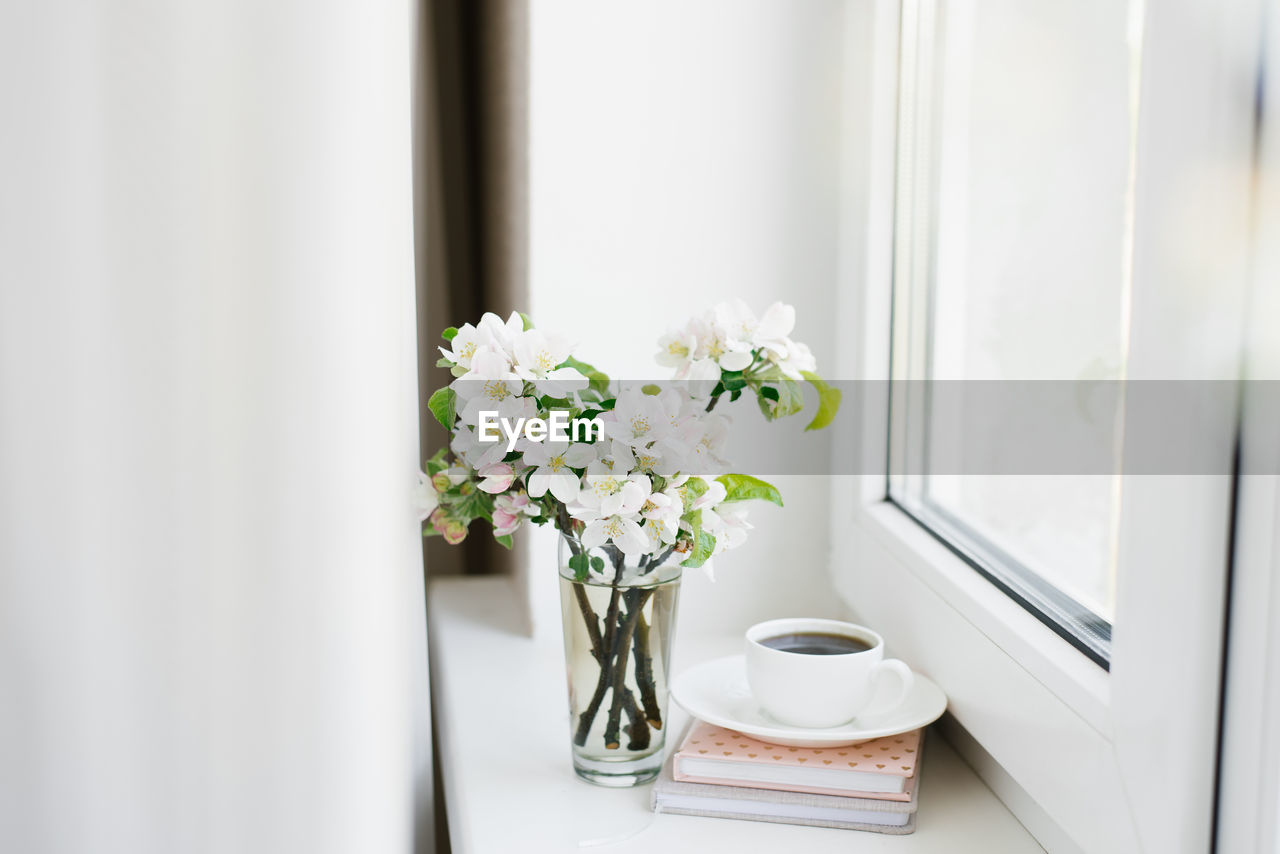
(651, 721), (925, 834)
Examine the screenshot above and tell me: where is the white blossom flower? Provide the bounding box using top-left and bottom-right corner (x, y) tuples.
(569, 469), (651, 555)
(651, 397), (711, 470)
(689, 479), (728, 513)
(523, 440), (594, 503)
(450, 424), (507, 470)
(629, 442), (676, 477)
(412, 471), (439, 520)
(493, 492), (539, 536)
(685, 413), (730, 470)
(512, 329), (588, 396)
(691, 504), (750, 580)
(438, 322), (493, 370)
(573, 471), (650, 520)
(713, 299), (760, 349)
(452, 345), (526, 426)
(604, 388), (673, 448)
(476, 311), (525, 357)
(582, 513), (649, 555)
(640, 490), (681, 544)
(767, 338), (817, 381)
(588, 443), (637, 478)
(703, 503), (753, 551)
(642, 519), (667, 552)
(676, 357), (723, 385)
(693, 316), (753, 372)
(655, 325), (699, 372)
(752, 302), (797, 357)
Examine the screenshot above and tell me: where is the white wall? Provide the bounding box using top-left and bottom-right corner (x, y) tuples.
(0, 3), (430, 852)
(528, 0), (848, 636)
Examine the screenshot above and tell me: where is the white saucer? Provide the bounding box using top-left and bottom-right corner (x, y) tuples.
(670, 654), (947, 747)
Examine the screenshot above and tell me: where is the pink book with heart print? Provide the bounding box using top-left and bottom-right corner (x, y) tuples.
(671, 721), (923, 801)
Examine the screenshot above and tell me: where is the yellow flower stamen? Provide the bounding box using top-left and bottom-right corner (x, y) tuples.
(593, 476), (621, 498)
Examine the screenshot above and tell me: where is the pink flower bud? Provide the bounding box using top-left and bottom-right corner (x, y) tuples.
(443, 520), (468, 545)
(493, 509), (522, 537)
(477, 462), (516, 494)
(430, 508), (449, 533)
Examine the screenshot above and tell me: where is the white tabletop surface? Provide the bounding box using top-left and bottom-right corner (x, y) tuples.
(428, 576), (1045, 853)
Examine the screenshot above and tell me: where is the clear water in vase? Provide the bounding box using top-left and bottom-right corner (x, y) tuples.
(558, 553), (681, 787)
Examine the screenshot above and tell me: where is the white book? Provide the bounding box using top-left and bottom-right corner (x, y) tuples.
(651, 727), (923, 835)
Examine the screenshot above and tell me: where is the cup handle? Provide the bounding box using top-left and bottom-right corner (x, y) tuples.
(863, 659), (915, 717)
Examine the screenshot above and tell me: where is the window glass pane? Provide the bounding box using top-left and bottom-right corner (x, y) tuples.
(889, 0), (1143, 663)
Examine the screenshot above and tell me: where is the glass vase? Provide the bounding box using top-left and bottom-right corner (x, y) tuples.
(558, 531), (682, 786)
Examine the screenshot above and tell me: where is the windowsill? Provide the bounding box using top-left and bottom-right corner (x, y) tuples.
(428, 574), (1045, 853)
(850, 500), (1111, 733)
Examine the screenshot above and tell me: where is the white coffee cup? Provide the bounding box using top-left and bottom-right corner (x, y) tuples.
(745, 618), (916, 729)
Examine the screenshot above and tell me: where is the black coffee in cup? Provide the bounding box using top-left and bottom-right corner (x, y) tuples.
(758, 631), (872, 655)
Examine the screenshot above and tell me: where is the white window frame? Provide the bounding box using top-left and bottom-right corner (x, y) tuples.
(831, 1), (1262, 852)
(1217, 5), (1280, 848)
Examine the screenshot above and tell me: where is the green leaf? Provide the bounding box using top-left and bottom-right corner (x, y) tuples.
(455, 490), (492, 522)
(681, 530), (716, 568)
(450, 365), (468, 379)
(590, 556), (605, 573)
(442, 327), (459, 342)
(759, 379), (804, 420)
(494, 533), (514, 550)
(428, 387), (456, 429)
(721, 370), (747, 392)
(746, 364), (785, 384)
(680, 477), (709, 513)
(562, 356), (610, 395)
(518, 312), (535, 331)
(436, 356), (455, 368)
(568, 552), (590, 581)
(801, 371), (842, 431)
(758, 385), (780, 402)
(716, 474), (784, 507)
(425, 446), (450, 475)
(685, 509), (703, 548)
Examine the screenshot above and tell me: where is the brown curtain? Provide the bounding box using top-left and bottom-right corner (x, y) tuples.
(415, 0), (529, 580)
